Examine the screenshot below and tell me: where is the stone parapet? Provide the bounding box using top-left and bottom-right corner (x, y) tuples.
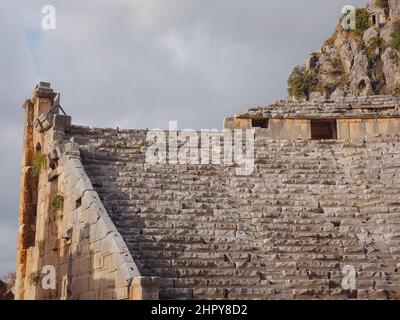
(238, 96), (400, 119)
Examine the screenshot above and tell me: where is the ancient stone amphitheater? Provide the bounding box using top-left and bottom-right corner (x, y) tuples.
(16, 83), (400, 300)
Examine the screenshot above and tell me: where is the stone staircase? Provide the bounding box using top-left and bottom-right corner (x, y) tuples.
(66, 126), (400, 300)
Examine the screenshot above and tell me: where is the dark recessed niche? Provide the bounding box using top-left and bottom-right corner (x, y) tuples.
(311, 120), (338, 140)
(75, 197), (82, 209)
(252, 118), (269, 129)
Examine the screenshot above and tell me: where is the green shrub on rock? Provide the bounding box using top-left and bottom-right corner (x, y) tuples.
(376, 0), (389, 11)
(288, 66), (318, 100)
(31, 152), (47, 177)
(391, 20), (400, 52)
(287, 66), (318, 100)
(353, 8), (369, 35)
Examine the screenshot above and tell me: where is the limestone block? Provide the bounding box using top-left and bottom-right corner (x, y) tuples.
(130, 277), (160, 300)
(81, 191), (102, 210)
(114, 264), (135, 288)
(53, 115), (72, 131)
(92, 252), (104, 270)
(48, 129), (65, 147)
(106, 232), (132, 255)
(61, 157), (84, 172)
(71, 224), (81, 246)
(76, 239), (90, 259)
(79, 224), (91, 240)
(89, 239), (102, 253)
(62, 165), (83, 186)
(65, 209), (78, 227)
(75, 176), (95, 195)
(79, 206), (101, 225)
(62, 142), (80, 156)
(34, 113), (53, 133)
(72, 275), (89, 293)
(113, 287), (130, 300)
(90, 218), (115, 242)
(337, 119), (351, 140)
(102, 289), (114, 300)
(58, 247), (72, 265)
(102, 254), (118, 272)
(88, 274), (104, 291)
(232, 117), (251, 130)
(268, 119), (283, 138)
(223, 117), (235, 130)
(77, 291), (98, 300)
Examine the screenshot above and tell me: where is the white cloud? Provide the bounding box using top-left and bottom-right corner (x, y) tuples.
(130, 0), (189, 32)
(0, 0), (368, 273)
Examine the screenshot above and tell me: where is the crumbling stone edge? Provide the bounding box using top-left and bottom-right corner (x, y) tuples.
(38, 113), (159, 300)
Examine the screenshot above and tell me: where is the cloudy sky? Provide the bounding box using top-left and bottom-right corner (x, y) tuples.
(0, 0), (367, 275)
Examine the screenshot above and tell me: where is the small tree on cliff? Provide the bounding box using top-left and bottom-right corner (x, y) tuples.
(287, 65), (318, 100)
(391, 20), (400, 52)
(376, 0), (390, 12)
(351, 8), (369, 35)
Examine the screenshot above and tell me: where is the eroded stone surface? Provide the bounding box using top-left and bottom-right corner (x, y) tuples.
(68, 126), (400, 300)
(15, 82), (400, 300)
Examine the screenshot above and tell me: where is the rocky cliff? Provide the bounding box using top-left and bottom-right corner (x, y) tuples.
(288, 0), (400, 101)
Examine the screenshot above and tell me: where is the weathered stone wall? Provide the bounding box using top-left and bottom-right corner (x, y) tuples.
(267, 119), (311, 139)
(16, 84), (55, 299)
(16, 84), (400, 300)
(228, 117), (400, 141)
(338, 118), (400, 140)
(16, 84), (159, 300)
(70, 126), (400, 300)
(227, 96), (400, 141)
